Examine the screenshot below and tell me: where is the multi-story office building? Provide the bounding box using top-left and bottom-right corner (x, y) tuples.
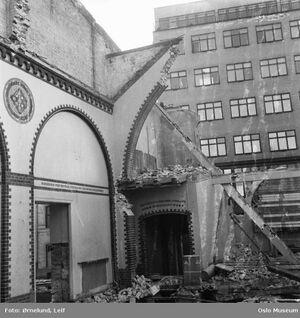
(153, 0), (300, 171)
(150, 0), (300, 253)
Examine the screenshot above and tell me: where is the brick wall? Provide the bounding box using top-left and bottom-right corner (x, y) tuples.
(0, 0), (7, 38)
(51, 243), (69, 302)
(25, 0), (119, 94)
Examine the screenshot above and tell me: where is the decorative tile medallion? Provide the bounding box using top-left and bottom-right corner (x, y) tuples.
(3, 78), (34, 123)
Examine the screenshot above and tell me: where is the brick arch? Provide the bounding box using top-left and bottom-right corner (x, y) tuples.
(29, 105), (118, 282)
(0, 119), (12, 302)
(137, 209), (195, 276)
(121, 82), (166, 179)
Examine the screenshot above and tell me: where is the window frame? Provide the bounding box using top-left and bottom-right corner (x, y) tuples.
(263, 93), (293, 114)
(268, 130), (297, 152)
(191, 32), (217, 53)
(223, 27), (249, 48)
(290, 19), (300, 39)
(259, 57), (288, 78)
(197, 101), (223, 121)
(166, 70), (188, 90)
(230, 97), (257, 118)
(200, 137), (227, 157)
(256, 22), (283, 43)
(194, 66), (220, 87)
(294, 55), (300, 73)
(226, 62), (253, 83)
(233, 134), (262, 155)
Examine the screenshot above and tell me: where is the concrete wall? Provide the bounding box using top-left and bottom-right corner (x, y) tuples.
(105, 45), (164, 99)
(10, 186), (31, 298)
(195, 180), (234, 268)
(134, 106), (200, 172)
(157, 109), (200, 167)
(34, 112), (108, 186)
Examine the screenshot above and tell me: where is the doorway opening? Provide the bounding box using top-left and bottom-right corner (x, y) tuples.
(141, 213), (192, 277)
(35, 203), (70, 303)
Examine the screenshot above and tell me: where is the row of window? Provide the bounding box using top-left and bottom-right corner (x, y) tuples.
(200, 130), (297, 157)
(166, 55), (300, 89)
(188, 20), (300, 54)
(157, 0), (299, 31)
(197, 93), (293, 122)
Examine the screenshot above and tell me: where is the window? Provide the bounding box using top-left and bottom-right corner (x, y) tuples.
(45, 206), (50, 228)
(194, 66), (220, 86)
(264, 93), (292, 114)
(290, 20), (300, 38)
(256, 23), (283, 43)
(281, 0), (300, 12)
(197, 101), (223, 121)
(191, 33), (216, 52)
(166, 71), (187, 90)
(200, 137), (226, 157)
(223, 28), (249, 48)
(260, 57), (287, 78)
(230, 97), (257, 118)
(295, 55), (300, 73)
(227, 62), (253, 82)
(234, 134), (261, 154)
(269, 130), (297, 151)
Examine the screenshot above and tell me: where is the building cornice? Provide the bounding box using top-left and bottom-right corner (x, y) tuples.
(0, 41), (114, 114)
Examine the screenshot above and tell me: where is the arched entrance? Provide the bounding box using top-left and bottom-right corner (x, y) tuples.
(140, 211), (193, 277)
(31, 108), (115, 302)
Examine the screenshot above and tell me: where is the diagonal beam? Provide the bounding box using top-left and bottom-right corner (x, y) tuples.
(155, 103), (300, 265)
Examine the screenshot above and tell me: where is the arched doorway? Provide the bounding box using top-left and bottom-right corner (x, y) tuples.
(140, 212), (193, 277)
(32, 109), (114, 301)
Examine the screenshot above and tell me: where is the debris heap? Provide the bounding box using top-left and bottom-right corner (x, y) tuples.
(76, 275), (158, 303)
(199, 244), (300, 302)
(117, 165), (208, 188)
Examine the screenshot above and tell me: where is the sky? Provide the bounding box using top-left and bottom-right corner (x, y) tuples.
(79, 0), (197, 51)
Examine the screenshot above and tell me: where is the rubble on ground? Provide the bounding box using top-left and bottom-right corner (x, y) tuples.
(75, 275), (157, 303)
(76, 244), (300, 303)
(198, 244), (300, 302)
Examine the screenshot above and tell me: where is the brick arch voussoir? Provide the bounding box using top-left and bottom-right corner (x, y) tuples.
(0, 118), (12, 302)
(122, 82), (166, 179)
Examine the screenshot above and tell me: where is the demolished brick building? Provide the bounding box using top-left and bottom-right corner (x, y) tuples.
(0, 0), (300, 304)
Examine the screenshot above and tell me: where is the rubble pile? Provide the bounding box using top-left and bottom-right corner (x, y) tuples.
(117, 165), (208, 187)
(115, 192), (133, 215)
(76, 275), (157, 303)
(200, 244), (300, 302)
